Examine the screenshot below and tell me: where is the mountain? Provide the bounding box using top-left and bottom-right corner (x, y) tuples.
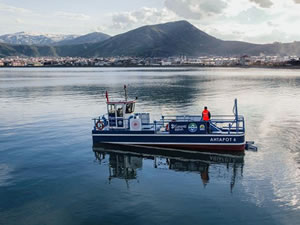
(1, 21), (300, 57)
(82, 21), (300, 57)
(0, 42), (95, 58)
(55, 32), (110, 45)
(0, 31), (110, 46)
(0, 42), (57, 57)
(83, 20), (224, 57)
(0, 32), (78, 45)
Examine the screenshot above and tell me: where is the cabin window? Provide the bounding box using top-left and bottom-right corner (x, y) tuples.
(108, 104), (115, 115)
(116, 105), (123, 117)
(126, 103), (135, 114)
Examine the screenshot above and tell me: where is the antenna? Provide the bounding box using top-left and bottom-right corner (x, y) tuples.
(124, 85), (128, 102)
(234, 99), (239, 133)
(105, 91), (109, 102)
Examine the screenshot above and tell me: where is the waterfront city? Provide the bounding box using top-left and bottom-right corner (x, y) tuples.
(1, 55), (300, 67)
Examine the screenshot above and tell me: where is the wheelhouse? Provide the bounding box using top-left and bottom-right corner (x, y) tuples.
(107, 101), (136, 129)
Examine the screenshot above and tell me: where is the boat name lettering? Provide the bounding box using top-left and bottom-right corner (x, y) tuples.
(210, 137), (237, 142)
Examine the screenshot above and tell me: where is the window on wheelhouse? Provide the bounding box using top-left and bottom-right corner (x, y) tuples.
(116, 105), (124, 117)
(108, 104), (116, 127)
(126, 102), (135, 114)
(108, 104), (115, 115)
(115, 104), (125, 128)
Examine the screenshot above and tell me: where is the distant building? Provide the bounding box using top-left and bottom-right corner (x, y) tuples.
(161, 60), (172, 66)
(239, 55), (251, 66)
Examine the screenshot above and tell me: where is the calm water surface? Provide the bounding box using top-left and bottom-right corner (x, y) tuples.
(0, 68), (300, 225)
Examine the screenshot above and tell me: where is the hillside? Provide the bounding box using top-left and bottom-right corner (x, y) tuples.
(0, 43), (57, 57)
(76, 21), (300, 57)
(84, 20), (223, 57)
(1, 21), (300, 57)
(0, 32), (78, 45)
(0, 31), (110, 46)
(55, 32), (110, 45)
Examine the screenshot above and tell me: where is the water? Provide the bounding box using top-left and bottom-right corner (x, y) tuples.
(0, 67), (300, 225)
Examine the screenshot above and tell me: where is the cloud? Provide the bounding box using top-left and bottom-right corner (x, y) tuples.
(15, 18), (25, 24)
(1, 0), (300, 44)
(55, 11), (90, 21)
(112, 12), (137, 29)
(111, 7), (176, 30)
(164, 0), (227, 19)
(107, 0), (300, 43)
(249, 0), (273, 8)
(0, 3), (31, 14)
(229, 7), (272, 25)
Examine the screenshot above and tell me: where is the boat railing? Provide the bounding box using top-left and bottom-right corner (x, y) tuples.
(92, 114), (245, 134)
(157, 115), (245, 134)
(92, 115), (163, 131)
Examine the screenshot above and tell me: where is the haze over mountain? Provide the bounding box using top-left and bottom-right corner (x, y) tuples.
(1, 21), (300, 58)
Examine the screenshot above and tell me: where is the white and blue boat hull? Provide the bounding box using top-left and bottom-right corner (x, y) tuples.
(92, 130), (245, 152)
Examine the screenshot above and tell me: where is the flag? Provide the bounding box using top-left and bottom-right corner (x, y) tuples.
(106, 91), (109, 102)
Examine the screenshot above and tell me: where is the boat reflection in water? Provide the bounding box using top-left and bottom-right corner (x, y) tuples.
(93, 144), (244, 191)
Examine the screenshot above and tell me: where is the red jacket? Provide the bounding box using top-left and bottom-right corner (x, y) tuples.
(202, 109), (211, 121)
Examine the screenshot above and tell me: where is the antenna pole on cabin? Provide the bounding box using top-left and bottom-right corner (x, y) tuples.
(106, 91), (109, 103)
(235, 98), (239, 133)
(124, 85), (128, 102)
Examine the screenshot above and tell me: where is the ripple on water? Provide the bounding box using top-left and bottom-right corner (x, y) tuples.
(0, 164), (14, 187)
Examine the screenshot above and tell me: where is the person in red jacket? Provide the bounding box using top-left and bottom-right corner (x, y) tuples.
(202, 106), (211, 121)
(202, 106), (211, 133)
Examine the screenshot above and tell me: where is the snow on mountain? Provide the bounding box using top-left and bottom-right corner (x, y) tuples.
(0, 32), (79, 45)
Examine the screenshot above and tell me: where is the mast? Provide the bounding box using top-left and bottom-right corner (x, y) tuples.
(234, 99), (239, 133)
(124, 85), (128, 102)
(106, 91), (109, 103)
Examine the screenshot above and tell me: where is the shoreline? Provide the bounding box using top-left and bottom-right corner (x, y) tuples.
(1, 65), (300, 69)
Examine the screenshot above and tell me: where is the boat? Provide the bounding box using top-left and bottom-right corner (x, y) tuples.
(92, 86), (246, 153)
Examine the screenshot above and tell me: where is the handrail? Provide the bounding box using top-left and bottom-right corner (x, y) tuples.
(160, 114), (244, 117)
(93, 113), (245, 134)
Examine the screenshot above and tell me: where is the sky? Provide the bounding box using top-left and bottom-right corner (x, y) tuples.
(1, 0), (300, 44)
